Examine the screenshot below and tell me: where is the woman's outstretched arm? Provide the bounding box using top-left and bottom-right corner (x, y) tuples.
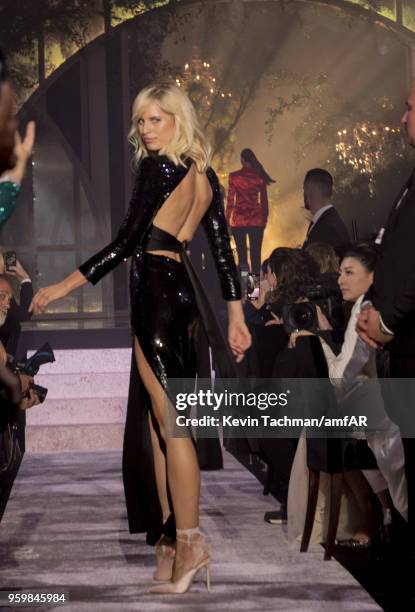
(30, 269), (87, 314)
(30, 157), (162, 314)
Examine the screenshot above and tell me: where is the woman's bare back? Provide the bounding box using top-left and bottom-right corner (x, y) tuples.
(147, 164), (213, 260)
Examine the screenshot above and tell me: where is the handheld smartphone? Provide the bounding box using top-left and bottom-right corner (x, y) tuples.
(5, 251), (16, 271)
(247, 273), (260, 301)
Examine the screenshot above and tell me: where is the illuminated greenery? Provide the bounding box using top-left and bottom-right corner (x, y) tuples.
(0, 0), (95, 103)
(2, 0), (415, 107)
(403, 0), (415, 32)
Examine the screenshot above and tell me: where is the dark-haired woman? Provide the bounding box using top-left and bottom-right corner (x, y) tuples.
(289, 245), (408, 544)
(226, 148), (275, 275)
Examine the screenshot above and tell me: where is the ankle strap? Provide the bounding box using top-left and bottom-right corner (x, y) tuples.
(176, 527), (202, 542)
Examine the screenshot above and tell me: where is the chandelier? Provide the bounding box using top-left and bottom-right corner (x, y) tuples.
(336, 122), (404, 195)
(175, 45), (232, 107)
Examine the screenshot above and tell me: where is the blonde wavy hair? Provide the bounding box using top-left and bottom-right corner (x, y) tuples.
(128, 81), (211, 172)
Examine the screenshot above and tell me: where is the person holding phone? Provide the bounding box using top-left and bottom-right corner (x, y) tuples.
(0, 251), (33, 357)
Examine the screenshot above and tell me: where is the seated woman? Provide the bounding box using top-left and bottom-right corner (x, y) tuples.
(289, 244), (408, 545)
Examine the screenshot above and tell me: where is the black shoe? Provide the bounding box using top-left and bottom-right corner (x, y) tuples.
(264, 505), (287, 524)
(335, 536), (372, 548)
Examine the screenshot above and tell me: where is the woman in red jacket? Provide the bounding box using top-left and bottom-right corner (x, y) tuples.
(226, 148), (275, 274)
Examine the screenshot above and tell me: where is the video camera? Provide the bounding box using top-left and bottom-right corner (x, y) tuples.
(282, 277), (342, 334)
(6, 342), (55, 403)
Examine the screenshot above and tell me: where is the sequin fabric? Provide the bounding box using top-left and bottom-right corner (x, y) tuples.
(78, 154), (241, 389)
(79, 155), (241, 300)
(0, 180), (20, 231)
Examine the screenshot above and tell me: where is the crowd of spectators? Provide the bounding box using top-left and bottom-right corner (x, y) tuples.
(230, 164), (412, 558)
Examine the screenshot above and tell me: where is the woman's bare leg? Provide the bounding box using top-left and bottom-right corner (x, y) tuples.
(134, 338), (200, 530)
(147, 412), (171, 524)
(344, 470), (374, 540)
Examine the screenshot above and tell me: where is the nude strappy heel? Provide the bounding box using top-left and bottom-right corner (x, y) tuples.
(153, 535), (176, 582)
(149, 527), (210, 594)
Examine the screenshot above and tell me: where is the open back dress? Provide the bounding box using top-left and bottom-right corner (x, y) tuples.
(78, 154), (241, 542)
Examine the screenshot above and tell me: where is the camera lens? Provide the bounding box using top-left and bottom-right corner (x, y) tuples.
(292, 305), (312, 328)
(285, 303), (317, 332)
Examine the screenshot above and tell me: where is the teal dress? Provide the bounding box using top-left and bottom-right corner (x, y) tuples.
(0, 180), (20, 231)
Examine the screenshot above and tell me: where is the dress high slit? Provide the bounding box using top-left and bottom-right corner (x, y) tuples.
(78, 154), (241, 544)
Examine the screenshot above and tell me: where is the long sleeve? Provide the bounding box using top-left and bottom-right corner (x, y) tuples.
(15, 282), (33, 322)
(79, 157), (162, 285)
(371, 179), (415, 332)
(375, 260), (415, 331)
(0, 180), (20, 231)
(203, 169), (241, 301)
(0, 289), (33, 357)
(225, 173), (236, 225)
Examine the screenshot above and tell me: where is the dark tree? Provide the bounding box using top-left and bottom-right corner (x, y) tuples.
(0, 0), (94, 93)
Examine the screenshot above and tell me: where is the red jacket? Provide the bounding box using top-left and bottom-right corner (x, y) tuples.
(226, 167), (269, 228)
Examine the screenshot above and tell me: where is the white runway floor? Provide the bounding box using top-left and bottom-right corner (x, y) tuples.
(0, 450), (381, 611)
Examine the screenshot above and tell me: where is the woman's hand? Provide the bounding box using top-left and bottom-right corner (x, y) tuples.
(0, 340), (7, 365)
(19, 387), (41, 410)
(289, 329), (315, 349)
(228, 319), (251, 363)
(316, 305), (332, 330)
(6, 259), (30, 282)
(264, 312), (282, 326)
(253, 279), (269, 310)
(1, 121), (36, 184)
(14, 121), (36, 161)
(29, 282), (68, 314)
(29, 270), (86, 315)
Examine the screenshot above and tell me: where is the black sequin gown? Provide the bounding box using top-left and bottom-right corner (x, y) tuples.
(79, 154), (241, 542)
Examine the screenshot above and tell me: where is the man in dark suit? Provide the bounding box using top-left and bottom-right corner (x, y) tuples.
(357, 84), (415, 560)
(302, 168), (350, 254)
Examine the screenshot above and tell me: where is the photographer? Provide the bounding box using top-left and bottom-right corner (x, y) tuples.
(304, 241), (345, 339)
(246, 248), (321, 523)
(247, 249), (321, 375)
(0, 275), (38, 410)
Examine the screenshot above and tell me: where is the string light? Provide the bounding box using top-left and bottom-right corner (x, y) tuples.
(336, 122), (405, 196)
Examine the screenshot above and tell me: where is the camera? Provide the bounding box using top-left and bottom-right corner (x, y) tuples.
(282, 277), (342, 334)
(301, 282), (341, 317)
(282, 302), (319, 334)
(7, 342), (55, 403)
(4, 250), (16, 271)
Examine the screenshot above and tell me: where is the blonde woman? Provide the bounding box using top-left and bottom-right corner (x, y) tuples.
(30, 82), (251, 594)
